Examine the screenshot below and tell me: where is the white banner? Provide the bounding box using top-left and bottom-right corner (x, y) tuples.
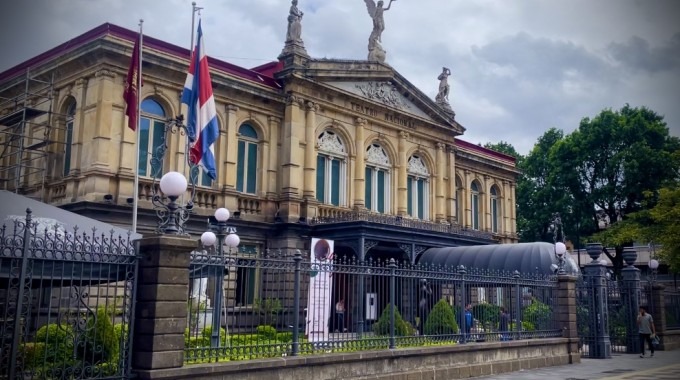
(305, 238), (334, 342)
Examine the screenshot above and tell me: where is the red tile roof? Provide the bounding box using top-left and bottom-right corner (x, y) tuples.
(455, 138), (516, 164)
(0, 23), (281, 89)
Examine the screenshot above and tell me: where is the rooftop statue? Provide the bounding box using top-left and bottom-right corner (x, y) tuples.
(286, 0), (304, 44)
(364, 0), (396, 62)
(435, 67), (451, 105)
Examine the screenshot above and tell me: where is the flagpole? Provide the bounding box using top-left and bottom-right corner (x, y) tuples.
(184, 2), (202, 200)
(132, 19), (144, 234)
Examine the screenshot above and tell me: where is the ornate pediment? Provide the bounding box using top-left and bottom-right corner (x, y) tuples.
(325, 81), (436, 122)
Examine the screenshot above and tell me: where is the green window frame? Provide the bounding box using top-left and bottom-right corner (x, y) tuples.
(63, 103), (76, 177)
(235, 244), (258, 306)
(471, 181), (480, 230)
(138, 98), (166, 178)
(366, 166), (389, 213)
(491, 186), (499, 233)
(236, 124), (258, 194)
(316, 154), (344, 206)
(407, 175), (428, 219)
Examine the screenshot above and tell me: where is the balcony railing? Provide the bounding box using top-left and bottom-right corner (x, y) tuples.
(310, 207), (494, 240)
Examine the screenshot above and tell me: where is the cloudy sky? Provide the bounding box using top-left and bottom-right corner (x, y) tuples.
(2, 0), (679, 153)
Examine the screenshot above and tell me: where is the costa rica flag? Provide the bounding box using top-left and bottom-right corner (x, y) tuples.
(181, 20), (219, 180)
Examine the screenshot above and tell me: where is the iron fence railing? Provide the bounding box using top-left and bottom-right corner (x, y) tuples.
(183, 249), (560, 363)
(665, 291), (680, 330)
(0, 209), (137, 379)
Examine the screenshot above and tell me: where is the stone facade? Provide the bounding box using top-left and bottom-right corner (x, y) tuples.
(0, 23), (518, 261)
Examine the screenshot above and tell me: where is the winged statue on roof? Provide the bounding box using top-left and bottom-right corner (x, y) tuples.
(364, 0), (396, 62)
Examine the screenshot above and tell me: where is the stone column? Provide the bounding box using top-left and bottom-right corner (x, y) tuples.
(446, 145), (457, 223)
(648, 283), (667, 349)
(267, 116), (281, 198)
(353, 117), (367, 209)
(224, 104), (239, 190)
(397, 131), (409, 216)
(435, 143), (445, 222)
(463, 169), (470, 228)
(621, 247), (641, 354)
(90, 69), (116, 171)
(557, 274), (581, 363)
(133, 235), (195, 371)
(509, 182), (517, 235)
(303, 102), (318, 199)
(482, 175), (490, 231)
(503, 180), (511, 235)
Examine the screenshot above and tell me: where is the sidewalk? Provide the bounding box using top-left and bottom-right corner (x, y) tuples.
(474, 351), (680, 380)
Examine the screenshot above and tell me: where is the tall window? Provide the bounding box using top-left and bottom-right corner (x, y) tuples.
(63, 103), (76, 177)
(490, 185), (500, 233)
(455, 176), (463, 224)
(235, 244), (258, 306)
(316, 130), (347, 206)
(471, 181), (480, 230)
(138, 98), (166, 178)
(365, 143), (391, 213)
(236, 124), (258, 194)
(407, 155), (429, 220)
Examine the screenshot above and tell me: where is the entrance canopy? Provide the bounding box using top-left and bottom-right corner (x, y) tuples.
(418, 242), (580, 276)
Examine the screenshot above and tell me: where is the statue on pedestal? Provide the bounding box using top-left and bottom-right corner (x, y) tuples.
(286, 0), (304, 44)
(364, 0), (396, 62)
(435, 67), (454, 114)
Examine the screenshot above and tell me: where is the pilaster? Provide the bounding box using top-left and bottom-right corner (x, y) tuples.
(463, 169), (470, 228)
(435, 142), (445, 222)
(353, 117), (367, 209)
(267, 116), (281, 198)
(224, 104), (239, 190)
(446, 145), (456, 223)
(397, 131), (409, 216)
(303, 102), (318, 199)
(281, 93), (305, 199)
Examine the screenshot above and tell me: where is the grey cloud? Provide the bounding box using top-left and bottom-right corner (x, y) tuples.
(607, 34), (680, 73)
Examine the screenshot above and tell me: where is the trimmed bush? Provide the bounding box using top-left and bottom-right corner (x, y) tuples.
(472, 303), (501, 330)
(34, 323), (74, 365)
(424, 299), (459, 335)
(373, 303), (415, 336)
(255, 325), (278, 339)
(523, 300), (552, 330)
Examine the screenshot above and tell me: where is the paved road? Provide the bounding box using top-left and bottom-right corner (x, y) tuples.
(474, 351), (680, 380)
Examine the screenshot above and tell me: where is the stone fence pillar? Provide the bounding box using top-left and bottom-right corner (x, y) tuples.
(646, 283), (667, 349)
(133, 235), (195, 371)
(621, 247), (641, 354)
(557, 274), (580, 363)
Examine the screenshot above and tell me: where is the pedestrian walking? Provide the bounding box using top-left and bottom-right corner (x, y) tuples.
(637, 306), (656, 358)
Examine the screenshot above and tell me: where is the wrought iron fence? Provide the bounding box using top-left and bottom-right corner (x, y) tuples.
(183, 249), (560, 363)
(665, 291), (680, 330)
(0, 210), (137, 379)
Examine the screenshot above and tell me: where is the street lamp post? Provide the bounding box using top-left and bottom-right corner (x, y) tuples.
(552, 213), (567, 275)
(648, 245), (659, 317)
(201, 207), (240, 347)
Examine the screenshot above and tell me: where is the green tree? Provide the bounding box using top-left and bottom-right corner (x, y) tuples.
(553, 105), (680, 275)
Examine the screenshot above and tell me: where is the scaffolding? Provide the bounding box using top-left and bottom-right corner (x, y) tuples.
(0, 69), (65, 201)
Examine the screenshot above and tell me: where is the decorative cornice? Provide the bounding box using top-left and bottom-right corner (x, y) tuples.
(226, 104), (239, 113)
(306, 101), (319, 113)
(286, 93), (305, 107)
(94, 69), (115, 79)
(355, 117), (367, 126)
(399, 131), (410, 140)
(268, 115), (281, 124)
(75, 77), (88, 87)
(355, 82), (411, 110)
(436, 142), (446, 151)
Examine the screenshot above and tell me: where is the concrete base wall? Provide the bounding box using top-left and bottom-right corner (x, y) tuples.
(660, 330), (680, 351)
(135, 338), (579, 380)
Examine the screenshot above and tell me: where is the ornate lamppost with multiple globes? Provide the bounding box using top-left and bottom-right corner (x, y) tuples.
(200, 208), (240, 347)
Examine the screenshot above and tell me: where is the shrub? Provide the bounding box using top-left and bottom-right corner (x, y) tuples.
(523, 300), (552, 330)
(424, 299), (459, 335)
(255, 325), (278, 339)
(373, 303), (415, 336)
(34, 323), (74, 365)
(21, 342), (46, 370)
(276, 332), (293, 343)
(472, 303), (501, 330)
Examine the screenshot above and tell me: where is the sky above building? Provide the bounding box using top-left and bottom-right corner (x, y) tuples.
(2, 0), (679, 154)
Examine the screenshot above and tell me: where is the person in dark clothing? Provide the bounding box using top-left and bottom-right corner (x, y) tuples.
(637, 306), (656, 357)
(464, 304), (474, 340)
(418, 279), (432, 335)
(499, 307), (510, 341)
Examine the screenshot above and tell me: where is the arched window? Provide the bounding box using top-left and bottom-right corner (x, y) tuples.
(63, 103), (76, 177)
(490, 185), (500, 233)
(236, 123), (258, 194)
(365, 143), (391, 213)
(316, 130), (347, 206)
(471, 181), (480, 230)
(455, 176), (463, 224)
(407, 155), (429, 220)
(138, 98), (166, 178)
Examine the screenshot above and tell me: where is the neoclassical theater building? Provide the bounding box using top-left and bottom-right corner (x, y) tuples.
(0, 18), (518, 267)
